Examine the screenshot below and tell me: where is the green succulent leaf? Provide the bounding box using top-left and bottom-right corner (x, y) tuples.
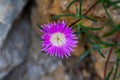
(97, 49), (105, 58)
(86, 37), (95, 45)
(79, 0), (82, 16)
(118, 73), (120, 78)
(92, 44), (105, 58)
(79, 50), (90, 62)
(106, 66), (114, 80)
(81, 16), (97, 22)
(103, 25), (120, 37)
(77, 23), (82, 39)
(102, 28), (118, 37)
(116, 48), (120, 58)
(36, 23), (43, 30)
(100, 0), (109, 3)
(114, 4), (120, 9)
(103, 4), (115, 24)
(66, 0), (78, 10)
(82, 25), (104, 31)
(113, 58), (119, 80)
(75, 7), (80, 18)
(52, 14), (75, 19)
(109, 1), (120, 6)
(85, 31), (120, 46)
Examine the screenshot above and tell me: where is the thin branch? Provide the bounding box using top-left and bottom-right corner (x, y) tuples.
(104, 46), (114, 80)
(104, 31), (120, 80)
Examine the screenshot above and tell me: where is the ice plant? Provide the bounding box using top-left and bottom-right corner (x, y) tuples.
(40, 21), (78, 58)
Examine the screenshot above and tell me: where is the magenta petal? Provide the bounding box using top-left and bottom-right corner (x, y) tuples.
(40, 20), (78, 58)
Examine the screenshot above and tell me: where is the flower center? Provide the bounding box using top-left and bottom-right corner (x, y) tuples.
(50, 32), (66, 46)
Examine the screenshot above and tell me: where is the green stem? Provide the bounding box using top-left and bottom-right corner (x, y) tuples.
(69, 0), (100, 27)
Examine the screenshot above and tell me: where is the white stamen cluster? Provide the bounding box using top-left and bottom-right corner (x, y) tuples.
(50, 32), (66, 46)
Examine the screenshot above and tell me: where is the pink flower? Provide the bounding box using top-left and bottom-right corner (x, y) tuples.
(40, 21), (78, 58)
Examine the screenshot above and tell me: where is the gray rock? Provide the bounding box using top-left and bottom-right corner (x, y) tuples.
(0, 16), (30, 79)
(0, 0), (28, 49)
(26, 57), (64, 80)
(2, 28), (69, 80)
(22, 28), (69, 80)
